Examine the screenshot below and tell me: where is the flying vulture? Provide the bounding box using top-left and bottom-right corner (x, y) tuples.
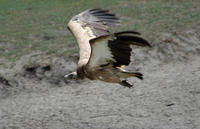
(65, 8), (151, 87)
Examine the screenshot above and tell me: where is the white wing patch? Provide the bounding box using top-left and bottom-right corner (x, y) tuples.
(85, 26), (96, 38)
(89, 40), (115, 68)
(82, 25), (96, 38)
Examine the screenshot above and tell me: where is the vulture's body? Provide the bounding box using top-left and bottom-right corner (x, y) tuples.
(65, 8), (151, 87)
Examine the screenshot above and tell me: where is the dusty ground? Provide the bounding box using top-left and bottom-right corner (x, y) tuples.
(0, 27), (200, 129)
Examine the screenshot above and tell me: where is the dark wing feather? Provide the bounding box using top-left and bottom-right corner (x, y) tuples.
(108, 32), (151, 67)
(116, 35), (151, 47)
(73, 8), (120, 37)
(108, 40), (132, 67)
(87, 31), (151, 68)
(114, 31), (141, 36)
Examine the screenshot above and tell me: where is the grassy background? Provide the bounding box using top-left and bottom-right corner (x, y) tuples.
(0, 0), (200, 63)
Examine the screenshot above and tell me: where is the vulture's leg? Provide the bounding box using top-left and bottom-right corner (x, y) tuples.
(120, 80), (133, 88)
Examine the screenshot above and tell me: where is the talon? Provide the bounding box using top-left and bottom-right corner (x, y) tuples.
(121, 80), (133, 88)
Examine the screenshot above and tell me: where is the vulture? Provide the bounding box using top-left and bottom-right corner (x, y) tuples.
(65, 8), (151, 88)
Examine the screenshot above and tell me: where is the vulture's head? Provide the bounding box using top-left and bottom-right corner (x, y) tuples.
(64, 72), (78, 80)
(64, 65), (86, 80)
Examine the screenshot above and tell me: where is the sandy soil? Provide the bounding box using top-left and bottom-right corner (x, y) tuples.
(0, 27), (200, 129)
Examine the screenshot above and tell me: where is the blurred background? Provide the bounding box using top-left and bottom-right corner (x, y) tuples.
(0, 0), (200, 63)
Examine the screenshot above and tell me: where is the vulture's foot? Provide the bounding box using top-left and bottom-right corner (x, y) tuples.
(121, 80), (133, 88)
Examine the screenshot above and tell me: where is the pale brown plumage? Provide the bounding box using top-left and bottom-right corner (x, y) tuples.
(65, 8), (151, 87)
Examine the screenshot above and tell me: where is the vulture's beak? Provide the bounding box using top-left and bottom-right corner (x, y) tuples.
(64, 72), (78, 80)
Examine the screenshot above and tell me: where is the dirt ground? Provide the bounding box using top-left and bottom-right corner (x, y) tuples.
(0, 27), (200, 129)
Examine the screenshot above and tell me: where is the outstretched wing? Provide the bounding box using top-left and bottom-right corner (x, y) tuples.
(70, 8), (120, 37)
(86, 31), (151, 69)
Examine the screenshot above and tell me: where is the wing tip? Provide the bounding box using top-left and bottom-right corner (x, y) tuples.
(114, 31), (141, 36)
(88, 8), (120, 25)
(88, 8), (109, 13)
(116, 35), (152, 47)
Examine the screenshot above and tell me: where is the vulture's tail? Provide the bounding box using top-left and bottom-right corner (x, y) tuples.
(119, 71), (143, 80)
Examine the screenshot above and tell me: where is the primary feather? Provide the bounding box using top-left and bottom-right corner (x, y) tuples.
(72, 8), (119, 38)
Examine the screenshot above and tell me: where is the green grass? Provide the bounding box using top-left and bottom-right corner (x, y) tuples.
(0, 0), (200, 63)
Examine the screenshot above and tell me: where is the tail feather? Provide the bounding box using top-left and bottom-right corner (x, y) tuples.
(132, 72), (143, 80)
(119, 71), (144, 80)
